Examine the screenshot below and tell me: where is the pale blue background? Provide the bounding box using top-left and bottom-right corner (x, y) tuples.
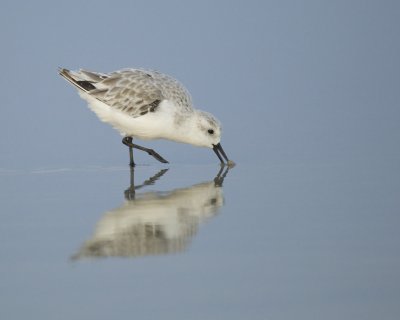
(0, 1), (399, 319)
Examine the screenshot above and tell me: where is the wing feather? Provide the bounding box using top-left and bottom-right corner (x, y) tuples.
(59, 68), (193, 118)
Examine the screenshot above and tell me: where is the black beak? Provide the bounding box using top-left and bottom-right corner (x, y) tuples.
(212, 143), (230, 165)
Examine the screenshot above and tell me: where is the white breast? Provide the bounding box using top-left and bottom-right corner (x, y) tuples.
(79, 92), (176, 139)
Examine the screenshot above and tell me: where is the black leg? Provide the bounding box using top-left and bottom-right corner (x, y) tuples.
(130, 144), (169, 164)
(122, 137), (169, 165)
(122, 137), (135, 167)
(128, 144), (134, 167)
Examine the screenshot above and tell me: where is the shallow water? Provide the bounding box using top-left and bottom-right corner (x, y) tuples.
(1, 0), (400, 318)
(1, 160), (399, 319)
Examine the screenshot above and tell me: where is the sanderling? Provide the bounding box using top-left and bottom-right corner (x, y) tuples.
(59, 68), (234, 167)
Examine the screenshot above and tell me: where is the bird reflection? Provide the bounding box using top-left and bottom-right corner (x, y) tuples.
(72, 166), (230, 260)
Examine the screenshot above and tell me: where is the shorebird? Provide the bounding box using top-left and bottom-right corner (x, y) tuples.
(59, 68), (234, 167)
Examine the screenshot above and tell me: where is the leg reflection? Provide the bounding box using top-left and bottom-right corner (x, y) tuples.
(124, 167), (169, 200)
(72, 165), (233, 260)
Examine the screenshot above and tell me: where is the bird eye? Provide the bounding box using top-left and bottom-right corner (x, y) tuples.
(208, 129), (214, 135)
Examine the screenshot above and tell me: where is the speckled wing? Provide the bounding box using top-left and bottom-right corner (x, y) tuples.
(72, 69), (193, 118)
(143, 70), (193, 110)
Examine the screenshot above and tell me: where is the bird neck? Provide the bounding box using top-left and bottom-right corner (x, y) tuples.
(169, 111), (206, 147)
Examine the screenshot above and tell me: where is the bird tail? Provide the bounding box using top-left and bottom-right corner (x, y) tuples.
(58, 67), (99, 92)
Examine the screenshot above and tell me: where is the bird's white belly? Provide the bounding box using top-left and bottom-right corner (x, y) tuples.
(79, 92), (175, 139)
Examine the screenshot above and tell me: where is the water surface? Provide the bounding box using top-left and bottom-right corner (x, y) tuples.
(1, 161), (399, 319)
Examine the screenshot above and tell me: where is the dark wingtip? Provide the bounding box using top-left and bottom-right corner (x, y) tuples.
(58, 67), (96, 92)
(58, 67), (72, 79)
(58, 67), (68, 75)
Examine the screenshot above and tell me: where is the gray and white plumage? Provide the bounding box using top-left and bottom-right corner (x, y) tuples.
(76, 68), (193, 117)
(59, 67), (233, 164)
